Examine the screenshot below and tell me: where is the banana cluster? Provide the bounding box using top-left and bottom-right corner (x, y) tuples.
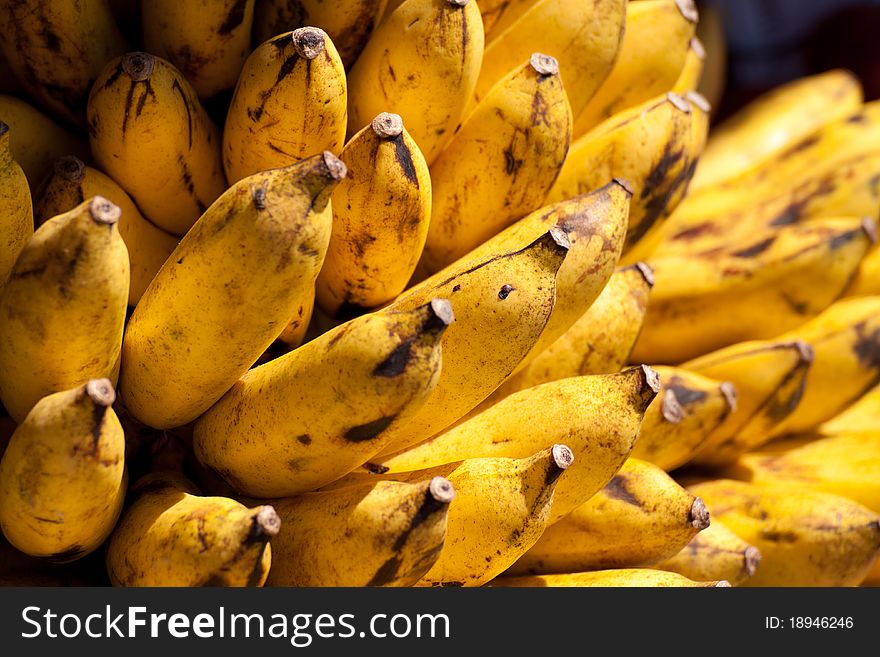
(0, 0), (878, 589)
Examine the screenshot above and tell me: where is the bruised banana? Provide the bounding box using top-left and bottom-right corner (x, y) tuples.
(633, 366), (736, 471)
(107, 472), (279, 587)
(672, 37), (706, 93)
(35, 156), (179, 306)
(193, 300), (451, 497)
(120, 152), (342, 429)
(266, 477), (453, 587)
(0, 380), (125, 561)
(820, 383), (880, 435)
(223, 27), (347, 183)
(475, 0), (625, 119)
(142, 0), (255, 99)
(0, 197), (129, 423)
(691, 479), (880, 587)
(369, 366), (659, 522)
(347, 0), (484, 165)
(0, 122), (32, 289)
(418, 53), (571, 274)
(508, 458), (709, 575)
(88, 52), (227, 236)
(315, 112), (431, 318)
(0, 0), (127, 127)
(656, 521), (762, 586)
(494, 569), (729, 588)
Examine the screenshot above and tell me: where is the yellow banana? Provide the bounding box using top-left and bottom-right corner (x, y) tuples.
(0, 0), (127, 127)
(266, 477), (454, 586)
(0, 379), (125, 561)
(672, 37), (705, 92)
(107, 472), (279, 586)
(276, 288), (316, 348)
(480, 0), (539, 39)
(142, 0), (255, 99)
(691, 479), (880, 587)
(120, 152), (342, 429)
(508, 458), (709, 575)
(656, 521), (762, 586)
(0, 122), (32, 290)
(193, 299), (451, 497)
(689, 69), (864, 192)
(347, 0), (484, 165)
(223, 27), (347, 183)
(863, 558), (880, 587)
(820, 383), (880, 435)
(417, 53), (571, 274)
(633, 366), (736, 471)
(88, 52), (227, 236)
(0, 196), (129, 423)
(369, 366), (658, 522)
(571, 0), (698, 137)
(254, 0), (389, 68)
(315, 112), (431, 317)
(35, 156), (179, 306)
(494, 569), (729, 587)
(475, 0), (626, 119)
(849, 243), (880, 297)
(0, 95), (90, 186)
(631, 217), (876, 364)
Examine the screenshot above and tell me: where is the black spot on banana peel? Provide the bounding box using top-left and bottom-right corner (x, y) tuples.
(219, 0), (249, 35)
(760, 530), (799, 543)
(668, 380), (708, 407)
(603, 474), (642, 508)
(853, 322), (880, 369)
(344, 415), (399, 442)
(498, 284), (514, 300)
(392, 133), (418, 184)
(732, 237), (776, 258)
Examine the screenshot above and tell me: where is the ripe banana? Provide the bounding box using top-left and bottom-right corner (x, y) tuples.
(656, 521), (762, 586)
(35, 156), (179, 306)
(417, 52), (571, 274)
(88, 52), (227, 236)
(508, 458), (709, 575)
(820, 383), (880, 435)
(0, 122), (32, 290)
(494, 569), (729, 587)
(276, 288), (316, 348)
(223, 27), (347, 183)
(475, 0), (626, 119)
(633, 366), (736, 471)
(691, 479), (880, 587)
(369, 366), (659, 522)
(193, 299), (451, 497)
(0, 379), (125, 561)
(672, 37), (705, 93)
(0, 0), (127, 127)
(120, 152), (342, 429)
(266, 477), (453, 587)
(314, 112), (431, 317)
(479, 0), (537, 39)
(347, 0), (484, 165)
(571, 0), (698, 137)
(848, 243), (880, 297)
(142, 0), (255, 99)
(0, 196), (129, 422)
(254, 0), (389, 68)
(107, 472), (279, 586)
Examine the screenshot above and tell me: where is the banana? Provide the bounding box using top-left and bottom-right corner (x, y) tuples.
(691, 479), (880, 587)
(656, 521), (762, 586)
(0, 0), (127, 127)
(863, 557), (880, 587)
(672, 37), (705, 93)
(689, 69), (864, 192)
(0, 379), (125, 561)
(508, 458), (709, 575)
(0, 95), (90, 186)
(266, 477), (454, 587)
(475, 0), (626, 119)
(417, 53), (571, 274)
(571, 0), (698, 137)
(0, 122), (32, 290)
(849, 243), (880, 297)
(142, 0), (255, 99)
(314, 112), (431, 317)
(35, 156), (179, 306)
(88, 52), (227, 236)
(254, 0), (389, 68)
(685, 339), (814, 467)
(494, 569), (729, 587)
(347, 0), (484, 165)
(107, 472), (279, 586)
(223, 27), (348, 184)
(368, 366), (658, 522)
(120, 152), (342, 429)
(0, 196), (129, 423)
(633, 366), (736, 471)
(193, 299), (451, 497)
(494, 262), (653, 395)
(820, 383), (880, 435)
(276, 288), (316, 348)
(631, 217), (876, 364)
(479, 0), (539, 39)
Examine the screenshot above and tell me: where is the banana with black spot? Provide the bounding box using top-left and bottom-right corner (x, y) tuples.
(656, 521), (762, 586)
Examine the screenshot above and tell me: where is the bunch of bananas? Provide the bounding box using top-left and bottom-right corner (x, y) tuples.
(1, 0), (878, 589)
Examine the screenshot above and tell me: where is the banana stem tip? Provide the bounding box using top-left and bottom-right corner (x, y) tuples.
(743, 546), (761, 577)
(55, 156), (86, 183)
(551, 444), (575, 471)
(293, 27), (326, 59)
(529, 53), (559, 76)
(429, 477), (456, 504)
(322, 151), (347, 181)
(689, 497), (711, 530)
(250, 506), (282, 541)
(85, 379), (116, 407)
(89, 196), (121, 225)
(122, 52), (155, 81)
(371, 113), (404, 139)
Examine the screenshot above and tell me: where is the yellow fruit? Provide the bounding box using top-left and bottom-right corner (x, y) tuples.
(820, 383), (880, 435)
(0, 122), (32, 290)
(672, 37), (705, 93)
(656, 521), (761, 586)
(494, 568), (729, 587)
